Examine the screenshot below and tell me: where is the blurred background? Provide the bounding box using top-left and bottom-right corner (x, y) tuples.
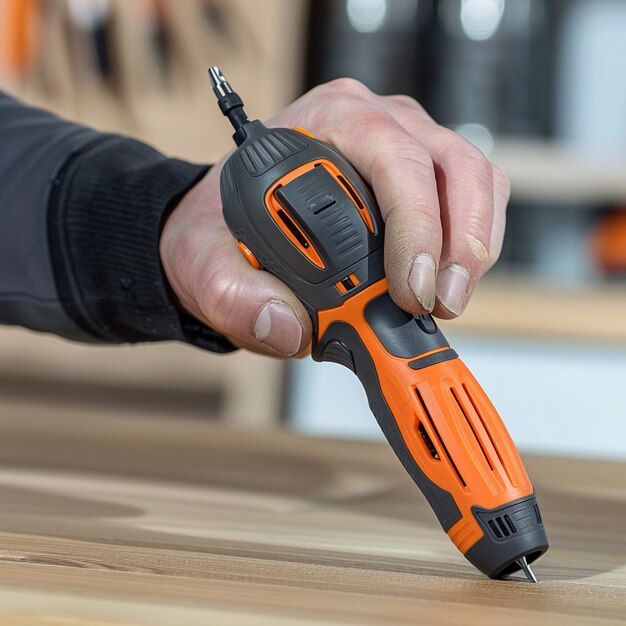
(1, 0), (625, 459)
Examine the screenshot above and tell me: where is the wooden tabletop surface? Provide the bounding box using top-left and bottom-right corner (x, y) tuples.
(0, 406), (624, 625)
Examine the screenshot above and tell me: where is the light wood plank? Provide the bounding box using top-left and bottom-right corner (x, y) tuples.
(0, 407), (624, 625)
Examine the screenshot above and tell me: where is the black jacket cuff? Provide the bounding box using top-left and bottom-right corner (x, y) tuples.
(48, 135), (236, 353)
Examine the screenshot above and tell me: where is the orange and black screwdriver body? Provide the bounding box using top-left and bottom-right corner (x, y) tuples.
(208, 67), (548, 581)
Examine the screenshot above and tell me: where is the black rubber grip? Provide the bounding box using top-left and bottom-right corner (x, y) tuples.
(409, 348), (458, 370)
(364, 293), (448, 359)
(465, 494), (549, 579)
(313, 321), (462, 531)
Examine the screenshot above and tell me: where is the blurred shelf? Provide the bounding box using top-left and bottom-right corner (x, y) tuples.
(491, 138), (626, 204)
(0, 327), (285, 427)
(440, 275), (626, 344)
(1, 0), (306, 163)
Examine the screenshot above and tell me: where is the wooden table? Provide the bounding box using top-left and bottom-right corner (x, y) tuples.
(0, 406), (624, 625)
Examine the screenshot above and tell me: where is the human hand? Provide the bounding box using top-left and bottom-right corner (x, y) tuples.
(160, 79), (509, 357)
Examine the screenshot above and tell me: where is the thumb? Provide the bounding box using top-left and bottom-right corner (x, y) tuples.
(161, 168), (312, 357)
(192, 238), (312, 356)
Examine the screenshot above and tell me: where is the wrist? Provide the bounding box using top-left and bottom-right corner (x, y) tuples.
(49, 134), (234, 352)
(160, 162), (224, 320)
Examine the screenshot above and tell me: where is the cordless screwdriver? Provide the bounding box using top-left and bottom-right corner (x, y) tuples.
(208, 66), (548, 581)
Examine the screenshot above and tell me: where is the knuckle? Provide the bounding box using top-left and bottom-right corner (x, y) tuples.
(323, 77), (371, 99)
(403, 142), (435, 172)
(392, 203), (441, 239)
(370, 137), (441, 224)
(388, 93), (429, 115)
(389, 93), (417, 107)
(444, 139), (493, 182)
(320, 100), (392, 149)
(372, 137), (434, 181)
(385, 206), (442, 251)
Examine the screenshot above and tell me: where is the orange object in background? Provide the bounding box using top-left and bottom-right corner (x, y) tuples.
(590, 209), (626, 273)
(0, 0), (40, 79)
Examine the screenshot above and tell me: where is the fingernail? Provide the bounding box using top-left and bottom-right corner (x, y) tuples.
(254, 300), (303, 356)
(408, 253), (437, 311)
(437, 264), (471, 315)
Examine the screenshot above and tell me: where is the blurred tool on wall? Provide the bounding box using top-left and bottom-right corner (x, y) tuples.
(306, 0), (432, 99)
(307, 1), (555, 149)
(0, 0), (306, 162)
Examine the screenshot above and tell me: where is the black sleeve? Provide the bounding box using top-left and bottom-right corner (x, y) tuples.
(0, 90), (235, 353)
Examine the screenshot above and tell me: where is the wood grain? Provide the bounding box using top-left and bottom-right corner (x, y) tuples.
(0, 406), (624, 625)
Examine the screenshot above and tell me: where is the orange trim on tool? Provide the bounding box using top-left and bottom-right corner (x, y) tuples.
(317, 279), (534, 554)
(292, 126), (315, 138)
(330, 166), (375, 234)
(264, 160), (375, 268)
(236, 241), (261, 270)
(265, 162), (326, 269)
(335, 281), (348, 295)
(411, 345), (450, 361)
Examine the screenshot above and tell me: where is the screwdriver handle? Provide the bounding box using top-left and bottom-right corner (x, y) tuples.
(311, 277), (548, 577)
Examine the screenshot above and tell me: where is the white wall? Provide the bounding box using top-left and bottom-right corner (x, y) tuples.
(287, 334), (626, 460)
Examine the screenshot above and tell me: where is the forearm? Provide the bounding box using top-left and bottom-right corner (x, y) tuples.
(0, 91), (98, 339)
(0, 91), (234, 352)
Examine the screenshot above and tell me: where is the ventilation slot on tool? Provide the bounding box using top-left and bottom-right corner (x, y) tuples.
(534, 503), (543, 525)
(418, 422), (440, 460)
(450, 387), (493, 471)
(276, 209), (309, 248)
(461, 382), (512, 483)
(337, 174), (374, 233)
(504, 514), (517, 533)
(487, 514), (518, 539)
(337, 175), (364, 209)
(415, 388), (466, 487)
